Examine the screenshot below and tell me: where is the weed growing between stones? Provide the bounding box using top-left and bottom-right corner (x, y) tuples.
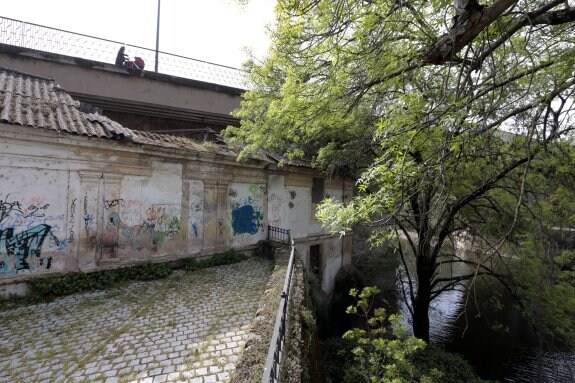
(181, 250), (247, 272)
(1, 250), (250, 306)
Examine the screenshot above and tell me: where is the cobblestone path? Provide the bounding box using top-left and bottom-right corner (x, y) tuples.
(0, 257), (273, 383)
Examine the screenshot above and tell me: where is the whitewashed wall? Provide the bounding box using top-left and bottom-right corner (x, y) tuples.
(0, 124), (353, 295)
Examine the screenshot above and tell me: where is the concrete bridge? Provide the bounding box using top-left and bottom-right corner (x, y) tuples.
(0, 16), (243, 141)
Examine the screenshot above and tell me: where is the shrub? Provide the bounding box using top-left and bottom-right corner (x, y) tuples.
(323, 287), (494, 383)
(182, 250), (247, 271)
(25, 262), (172, 302)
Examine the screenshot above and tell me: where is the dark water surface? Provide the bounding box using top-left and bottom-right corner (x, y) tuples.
(354, 249), (575, 383)
(400, 271), (575, 382)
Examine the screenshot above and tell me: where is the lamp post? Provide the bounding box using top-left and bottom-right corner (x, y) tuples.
(155, 0), (161, 72)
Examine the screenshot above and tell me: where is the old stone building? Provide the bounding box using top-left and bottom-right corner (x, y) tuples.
(0, 67), (353, 297)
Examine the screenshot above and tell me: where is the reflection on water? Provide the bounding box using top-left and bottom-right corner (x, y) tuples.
(395, 262), (575, 382)
(506, 350), (575, 383)
(398, 274), (465, 344)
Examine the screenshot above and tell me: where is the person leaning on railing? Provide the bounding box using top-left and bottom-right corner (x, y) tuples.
(115, 46), (128, 66)
(114, 46), (145, 71)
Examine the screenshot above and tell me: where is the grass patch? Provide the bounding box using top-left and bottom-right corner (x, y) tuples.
(180, 250), (247, 272)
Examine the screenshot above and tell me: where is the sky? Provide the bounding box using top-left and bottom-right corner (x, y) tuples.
(2, 0), (276, 68)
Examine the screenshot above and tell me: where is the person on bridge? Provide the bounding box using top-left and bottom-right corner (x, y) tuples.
(115, 46), (145, 73)
(115, 46), (128, 66)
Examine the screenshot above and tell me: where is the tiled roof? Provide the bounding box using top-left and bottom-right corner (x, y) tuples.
(0, 68), (286, 164)
(0, 69), (133, 139)
(0, 68), (236, 157)
(131, 130), (235, 156)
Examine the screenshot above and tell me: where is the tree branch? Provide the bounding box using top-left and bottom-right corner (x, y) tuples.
(422, 0), (518, 64)
(474, 1), (569, 67)
(432, 153), (535, 260)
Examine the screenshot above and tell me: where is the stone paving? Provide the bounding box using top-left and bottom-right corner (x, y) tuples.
(0, 257), (273, 383)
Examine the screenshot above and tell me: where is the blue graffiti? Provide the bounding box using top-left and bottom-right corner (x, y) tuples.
(0, 224), (60, 275)
(83, 214), (95, 235)
(231, 205), (263, 235)
(0, 214), (65, 231)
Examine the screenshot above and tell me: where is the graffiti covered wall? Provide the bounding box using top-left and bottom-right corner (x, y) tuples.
(0, 168), (68, 277)
(0, 123), (353, 293)
(107, 162), (183, 258)
(229, 183), (266, 247)
(188, 180), (204, 246)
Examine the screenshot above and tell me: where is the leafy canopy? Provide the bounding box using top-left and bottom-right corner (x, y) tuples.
(226, 0), (575, 343)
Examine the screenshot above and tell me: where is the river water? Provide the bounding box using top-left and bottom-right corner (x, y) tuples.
(396, 264), (575, 382)
(352, 232), (575, 382)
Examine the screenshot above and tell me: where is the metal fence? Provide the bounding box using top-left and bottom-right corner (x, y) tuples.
(0, 16), (247, 89)
(261, 237), (296, 383)
(267, 225), (291, 244)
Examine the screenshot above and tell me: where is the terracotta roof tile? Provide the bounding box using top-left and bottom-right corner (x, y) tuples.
(0, 68), (274, 163)
(0, 68), (132, 139)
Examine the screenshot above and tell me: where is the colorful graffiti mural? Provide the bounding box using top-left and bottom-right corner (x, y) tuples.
(0, 195), (64, 276)
(109, 204), (181, 250)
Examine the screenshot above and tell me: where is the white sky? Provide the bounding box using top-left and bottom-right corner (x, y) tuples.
(2, 0), (276, 68)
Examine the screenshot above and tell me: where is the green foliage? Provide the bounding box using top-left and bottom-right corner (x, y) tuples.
(181, 250), (247, 271)
(342, 287), (426, 383)
(502, 143), (575, 348)
(512, 245), (575, 347)
(413, 345), (495, 383)
(227, 0), (575, 343)
(3, 251), (249, 305)
(25, 263), (172, 302)
(326, 287), (491, 383)
(320, 336), (358, 383)
(322, 269), (365, 338)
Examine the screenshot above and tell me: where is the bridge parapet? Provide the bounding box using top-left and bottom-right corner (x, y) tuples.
(0, 16), (247, 89)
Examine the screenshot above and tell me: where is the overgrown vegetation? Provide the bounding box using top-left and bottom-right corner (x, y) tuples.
(25, 263), (172, 302)
(231, 249), (288, 383)
(181, 249), (247, 271)
(1, 250), (249, 305)
(226, 0), (575, 347)
(322, 287), (493, 383)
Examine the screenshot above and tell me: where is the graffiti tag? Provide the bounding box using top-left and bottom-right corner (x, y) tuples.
(68, 198), (76, 243)
(104, 199), (124, 209)
(0, 195), (64, 276)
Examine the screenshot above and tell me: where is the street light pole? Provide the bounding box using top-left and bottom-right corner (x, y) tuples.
(155, 0), (161, 73)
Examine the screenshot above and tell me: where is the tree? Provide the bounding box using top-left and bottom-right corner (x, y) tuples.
(225, 0), (575, 343)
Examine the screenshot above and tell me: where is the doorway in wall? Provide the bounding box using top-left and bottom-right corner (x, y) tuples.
(310, 244), (322, 279)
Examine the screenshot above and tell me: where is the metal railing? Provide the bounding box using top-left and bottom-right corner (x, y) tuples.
(261, 238), (296, 383)
(0, 16), (247, 89)
(267, 225), (291, 244)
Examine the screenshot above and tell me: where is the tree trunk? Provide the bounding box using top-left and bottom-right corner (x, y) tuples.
(412, 252), (434, 343)
(413, 292), (431, 342)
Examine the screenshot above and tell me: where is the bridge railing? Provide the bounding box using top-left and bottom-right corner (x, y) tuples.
(261, 237), (296, 383)
(0, 16), (247, 89)
(267, 225), (291, 245)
